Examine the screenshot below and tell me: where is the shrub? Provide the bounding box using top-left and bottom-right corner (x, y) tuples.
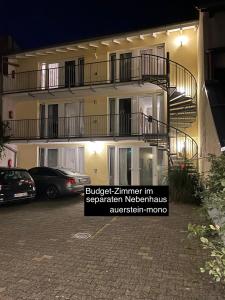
(188, 153), (225, 283)
(169, 163), (202, 204)
(199, 154), (225, 213)
(188, 223), (225, 283)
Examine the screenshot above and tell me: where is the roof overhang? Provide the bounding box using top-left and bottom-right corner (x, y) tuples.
(6, 20), (198, 59)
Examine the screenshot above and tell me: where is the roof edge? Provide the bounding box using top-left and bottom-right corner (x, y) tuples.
(6, 19), (198, 58)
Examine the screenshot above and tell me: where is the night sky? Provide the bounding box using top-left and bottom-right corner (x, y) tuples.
(0, 0), (205, 50)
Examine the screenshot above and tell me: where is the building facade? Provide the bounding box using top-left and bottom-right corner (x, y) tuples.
(1, 20), (199, 185)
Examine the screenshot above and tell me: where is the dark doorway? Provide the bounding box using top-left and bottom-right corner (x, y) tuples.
(65, 60), (76, 87)
(48, 104), (58, 138)
(40, 104), (45, 138)
(78, 58), (84, 86)
(119, 98), (131, 135)
(120, 53), (132, 82)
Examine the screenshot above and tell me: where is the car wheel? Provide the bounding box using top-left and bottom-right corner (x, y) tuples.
(45, 185), (59, 199)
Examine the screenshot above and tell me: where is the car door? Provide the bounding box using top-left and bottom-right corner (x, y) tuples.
(29, 168), (59, 194)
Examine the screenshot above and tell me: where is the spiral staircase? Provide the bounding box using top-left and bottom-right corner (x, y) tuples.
(141, 53), (198, 170)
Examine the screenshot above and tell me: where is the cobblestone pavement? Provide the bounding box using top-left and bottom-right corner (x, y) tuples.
(0, 197), (224, 300)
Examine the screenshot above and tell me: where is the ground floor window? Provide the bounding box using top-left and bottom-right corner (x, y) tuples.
(108, 145), (167, 185)
(38, 147), (84, 173)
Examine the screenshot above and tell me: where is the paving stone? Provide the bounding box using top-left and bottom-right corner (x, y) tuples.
(0, 198), (224, 299)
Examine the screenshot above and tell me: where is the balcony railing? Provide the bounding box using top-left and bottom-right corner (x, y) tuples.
(3, 112), (197, 163)
(4, 113), (166, 140)
(2, 54), (196, 104)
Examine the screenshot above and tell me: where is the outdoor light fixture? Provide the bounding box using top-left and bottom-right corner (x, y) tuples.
(175, 34), (188, 47)
(88, 142), (104, 154)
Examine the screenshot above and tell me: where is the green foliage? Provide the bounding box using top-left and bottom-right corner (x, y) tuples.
(199, 154), (225, 212)
(188, 223), (225, 283)
(0, 121), (10, 159)
(169, 164), (202, 204)
(188, 153), (225, 284)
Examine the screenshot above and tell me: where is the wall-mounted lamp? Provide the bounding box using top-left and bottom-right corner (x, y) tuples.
(175, 35), (188, 47)
(87, 141), (104, 154)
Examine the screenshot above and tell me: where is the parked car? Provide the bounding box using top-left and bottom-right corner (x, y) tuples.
(29, 167), (91, 199)
(0, 168), (36, 204)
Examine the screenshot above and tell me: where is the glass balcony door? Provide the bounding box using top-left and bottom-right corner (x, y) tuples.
(65, 60), (76, 88)
(119, 148), (132, 185)
(139, 147), (153, 185)
(108, 146), (161, 186)
(119, 98), (131, 135)
(120, 53), (132, 82)
(65, 101), (84, 137)
(48, 104), (58, 138)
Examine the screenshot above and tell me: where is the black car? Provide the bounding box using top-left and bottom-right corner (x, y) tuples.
(29, 167), (91, 199)
(0, 168), (36, 204)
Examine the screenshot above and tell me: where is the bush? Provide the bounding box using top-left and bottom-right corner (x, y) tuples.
(188, 153), (225, 283)
(169, 163), (202, 204)
(199, 154), (225, 212)
(188, 223), (225, 283)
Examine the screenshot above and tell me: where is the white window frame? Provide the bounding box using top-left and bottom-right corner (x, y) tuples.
(108, 145), (159, 186)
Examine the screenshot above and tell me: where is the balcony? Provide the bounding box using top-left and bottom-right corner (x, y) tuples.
(3, 55), (167, 96)
(4, 113), (168, 142)
(3, 112), (197, 163)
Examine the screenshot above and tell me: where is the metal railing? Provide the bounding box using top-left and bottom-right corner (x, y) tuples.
(3, 54), (197, 103)
(3, 112), (198, 166)
(3, 113), (166, 139)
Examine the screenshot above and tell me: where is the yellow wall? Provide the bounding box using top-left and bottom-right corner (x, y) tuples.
(17, 144), (38, 169)
(6, 25), (199, 176)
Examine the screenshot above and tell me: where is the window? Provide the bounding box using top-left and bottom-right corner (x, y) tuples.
(39, 148), (45, 166)
(47, 149), (58, 168)
(29, 168), (57, 177)
(48, 63), (59, 88)
(0, 170), (32, 182)
(41, 63), (46, 89)
(40, 62), (59, 89)
(38, 147), (84, 173)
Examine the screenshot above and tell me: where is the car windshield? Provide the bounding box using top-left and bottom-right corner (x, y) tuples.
(0, 170), (31, 181)
(57, 168), (77, 176)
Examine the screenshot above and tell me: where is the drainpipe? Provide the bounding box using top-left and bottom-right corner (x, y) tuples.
(166, 52), (171, 171)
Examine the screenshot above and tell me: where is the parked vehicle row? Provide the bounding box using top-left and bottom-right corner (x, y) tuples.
(0, 167), (91, 204)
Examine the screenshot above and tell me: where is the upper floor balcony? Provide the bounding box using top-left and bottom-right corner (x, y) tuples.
(3, 55), (168, 97)
(2, 54), (196, 105)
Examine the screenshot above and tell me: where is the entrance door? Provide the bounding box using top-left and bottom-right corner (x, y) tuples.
(120, 53), (132, 82)
(119, 148), (131, 185)
(139, 147), (153, 185)
(48, 104), (58, 138)
(65, 60), (76, 88)
(119, 98), (131, 135)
